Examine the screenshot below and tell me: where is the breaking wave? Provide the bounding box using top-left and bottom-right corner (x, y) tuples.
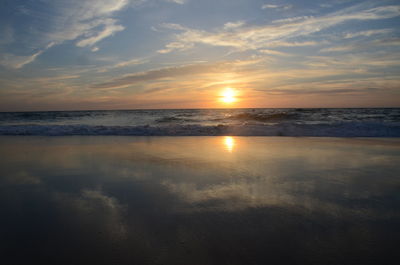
(229, 112), (297, 122)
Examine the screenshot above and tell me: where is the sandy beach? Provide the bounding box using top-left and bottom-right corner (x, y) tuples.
(0, 136), (399, 264)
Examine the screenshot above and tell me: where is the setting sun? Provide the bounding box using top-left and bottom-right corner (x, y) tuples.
(220, 88), (237, 104)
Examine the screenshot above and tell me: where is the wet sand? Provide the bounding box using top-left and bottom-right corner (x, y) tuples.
(0, 136), (399, 265)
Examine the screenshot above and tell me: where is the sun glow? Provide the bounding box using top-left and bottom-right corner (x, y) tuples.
(220, 88), (237, 104)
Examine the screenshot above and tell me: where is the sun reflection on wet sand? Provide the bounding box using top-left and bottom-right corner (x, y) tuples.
(223, 136), (235, 152)
(1, 137), (399, 265)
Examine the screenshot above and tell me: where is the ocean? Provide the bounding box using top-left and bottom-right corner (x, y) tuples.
(1, 108), (399, 136)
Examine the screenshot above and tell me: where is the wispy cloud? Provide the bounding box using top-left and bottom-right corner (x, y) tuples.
(306, 52), (400, 70)
(34, 75), (81, 82)
(96, 58), (147, 72)
(91, 60), (257, 89)
(92, 62), (229, 89)
(3, 0), (132, 68)
(223, 21), (246, 30)
(258, 87), (381, 95)
(319, 45), (354, 53)
(165, 0), (186, 4)
(158, 41), (194, 54)
(259, 49), (290, 56)
(343, 29), (393, 39)
(319, 34), (399, 53)
(46, 0), (130, 47)
(159, 4), (400, 53)
(0, 43), (54, 69)
(272, 16), (313, 24)
(0, 51), (43, 69)
(268, 41), (321, 47)
(262, 4), (293, 10)
(76, 19), (125, 47)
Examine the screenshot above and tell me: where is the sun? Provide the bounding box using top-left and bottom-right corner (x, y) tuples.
(220, 88), (237, 104)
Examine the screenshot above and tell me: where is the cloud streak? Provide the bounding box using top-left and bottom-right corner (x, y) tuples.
(343, 29), (393, 39)
(91, 61), (234, 89)
(165, 0), (186, 4)
(76, 19), (125, 47)
(2, 0), (132, 68)
(0, 51), (43, 69)
(0, 43), (54, 69)
(262, 4), (293, 10)
(46, 0), (130, 47)
(159, 4), (400, 53)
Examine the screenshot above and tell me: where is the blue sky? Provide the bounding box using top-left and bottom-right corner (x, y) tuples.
(0, 0), (399, 110)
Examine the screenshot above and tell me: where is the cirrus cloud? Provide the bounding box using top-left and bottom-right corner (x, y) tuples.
(158, 4), (400, 53)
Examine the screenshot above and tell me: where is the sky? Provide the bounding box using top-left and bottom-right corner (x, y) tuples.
(0, 0), (399, 111)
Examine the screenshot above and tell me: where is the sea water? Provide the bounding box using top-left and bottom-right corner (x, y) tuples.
(0, 108), (399, 136)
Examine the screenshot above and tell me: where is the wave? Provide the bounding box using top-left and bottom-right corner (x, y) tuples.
(229, 112), (297, 122)
(155, 116), (183, 123)
(0, 122), (399, 137)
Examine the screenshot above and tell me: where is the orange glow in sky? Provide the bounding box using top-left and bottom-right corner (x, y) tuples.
(220, 88), (237, 104)
(1, 0), (399, 112)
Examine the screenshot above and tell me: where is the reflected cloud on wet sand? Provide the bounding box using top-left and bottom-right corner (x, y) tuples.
(0, 136), (399, 265)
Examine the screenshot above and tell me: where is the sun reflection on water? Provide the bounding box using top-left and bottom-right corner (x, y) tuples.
(223, 136), (235, 152)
